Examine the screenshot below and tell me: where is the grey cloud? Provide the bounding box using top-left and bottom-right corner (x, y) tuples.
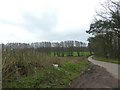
(0, 11), (58, 32)
(22, 12), (58, 32)
(0, 11), (89, 43)
(36, 29), (89, 42)
(0, 19), (24, 26)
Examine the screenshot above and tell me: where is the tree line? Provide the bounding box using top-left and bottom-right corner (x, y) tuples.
(86, 0), (120, 60)
(2, 40), (88, 57)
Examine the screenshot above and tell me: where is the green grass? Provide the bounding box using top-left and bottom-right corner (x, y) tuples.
(93, 56), (120, 64)
(3, 49), (89, 88)
(3, 57), (89, 88)
(51, 51), (90, 57)
(73, 52), (90, 57)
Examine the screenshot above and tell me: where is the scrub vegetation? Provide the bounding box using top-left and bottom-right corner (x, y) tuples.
(2, 41), (90, 88)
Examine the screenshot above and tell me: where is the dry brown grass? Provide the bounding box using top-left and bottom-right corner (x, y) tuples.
(2, 48), (61, 82)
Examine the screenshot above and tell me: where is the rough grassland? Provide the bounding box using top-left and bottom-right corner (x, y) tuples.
(3, 57), (89, 88)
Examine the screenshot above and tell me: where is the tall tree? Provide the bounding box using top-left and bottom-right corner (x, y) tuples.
(86, 0), (120, 59)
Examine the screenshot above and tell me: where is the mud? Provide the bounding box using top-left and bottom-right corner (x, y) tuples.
(69, 63), (119, 89)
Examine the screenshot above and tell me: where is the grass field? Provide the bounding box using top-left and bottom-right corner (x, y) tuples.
(51, 51), (90, 57)
(73, 52), (90, 57)
(93, 56), (120, 64)
(2, 49), (90, 88)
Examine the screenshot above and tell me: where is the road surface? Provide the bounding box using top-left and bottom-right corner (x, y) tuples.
(88, 56), (120, 79)
(69, 57), (119, 88)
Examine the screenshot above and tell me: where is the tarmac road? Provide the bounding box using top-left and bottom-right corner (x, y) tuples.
(88, 56), (120, 79)
(69, 56), (119, 88)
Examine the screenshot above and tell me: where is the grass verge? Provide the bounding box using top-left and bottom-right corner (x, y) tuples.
(3, 57), (89, 88)
(93, 56), (120, 64)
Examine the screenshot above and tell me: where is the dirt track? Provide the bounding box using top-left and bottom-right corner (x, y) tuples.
(69, 63), (119, 88)
(88, 56), (119, 79)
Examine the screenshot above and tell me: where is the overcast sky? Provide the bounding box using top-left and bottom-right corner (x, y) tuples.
(0, 0), (103, 44)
